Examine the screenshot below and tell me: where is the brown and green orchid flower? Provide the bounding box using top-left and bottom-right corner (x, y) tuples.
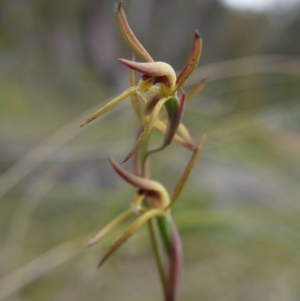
(86, 134), (205, 269)
(80, 2), (202, 162)
(86, 156), (170, 268)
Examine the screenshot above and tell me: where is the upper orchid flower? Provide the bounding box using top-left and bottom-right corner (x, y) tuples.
(80, 2), (202, 162)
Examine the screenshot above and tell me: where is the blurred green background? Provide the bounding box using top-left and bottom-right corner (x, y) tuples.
(1, 0), (300, 300)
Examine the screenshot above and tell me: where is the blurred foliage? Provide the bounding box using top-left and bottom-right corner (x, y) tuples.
(0, 0), (300, 300)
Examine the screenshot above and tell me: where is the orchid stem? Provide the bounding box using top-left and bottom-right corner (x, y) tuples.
(140, 130), (170, 300)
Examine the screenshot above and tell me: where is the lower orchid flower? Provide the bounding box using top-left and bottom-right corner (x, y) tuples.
(86, 156), (170, 268)
(86, 134), (205, 268)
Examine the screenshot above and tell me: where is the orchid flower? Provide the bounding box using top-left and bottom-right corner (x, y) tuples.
(86, 134), (205, 268)
(80, 2), (203, 162)
(86, 156), (170, 268)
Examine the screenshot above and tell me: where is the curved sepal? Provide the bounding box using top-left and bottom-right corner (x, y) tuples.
(109, 156), (170, 208)
(174, 30), (202, 91)
(117, 2), (153, 62)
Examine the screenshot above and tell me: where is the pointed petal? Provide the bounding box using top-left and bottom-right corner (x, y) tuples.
(121, 96), (171, 163)
(98, 208), (166, 268)
(85, 209), (134, 248)
(109, 156), (170, 208)
(117, 3), (153, 62)
(109, 156), (159, 191)
(169, 134), (206, 208)
(80, 86), (136, 127)
(174, 30), (202, 91)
